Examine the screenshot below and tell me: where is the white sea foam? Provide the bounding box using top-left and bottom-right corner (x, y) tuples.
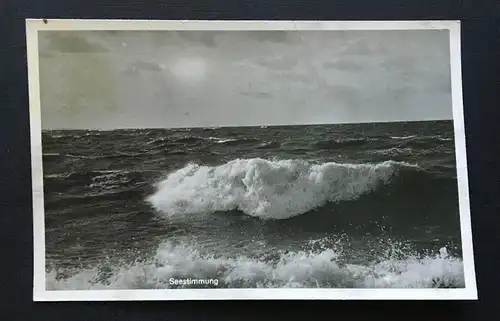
(207, 137), (238, 144)
(46, 241), (464, 290)
(147, 158), (414, 219)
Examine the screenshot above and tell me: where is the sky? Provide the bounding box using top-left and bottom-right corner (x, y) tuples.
(38, 29), (453, 129)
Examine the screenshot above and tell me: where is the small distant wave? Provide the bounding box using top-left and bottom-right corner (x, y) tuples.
(147, 158), (418, 220)
(46, 241), (464, 290)
(44, 169), (144, 196)
(208, 137), (238, 144)
(43, 131), (103, 139)
(66, 154), (95, 159)
(391, 135), (417, 140)
(389, 135), (454, 148)
(256, 141), (281, 149)
(44, 169), (123, 180)
(398, 137), (454, 149)
(146, 135), (256, 146)
(211, 137), (262, 146)
(88, 170), (135, 192)
(174, 136), (202, 144)
(367, 147), (413, 156)
(312, 138), (370, 149)
(145, 137), (170, 145)
(43, 153), (61, 157)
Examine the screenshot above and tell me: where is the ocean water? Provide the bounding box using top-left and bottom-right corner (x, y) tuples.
(42, 120), (464, 289)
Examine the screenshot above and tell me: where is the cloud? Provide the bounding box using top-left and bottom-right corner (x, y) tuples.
(38, 30), (452, 130)
(39, 31), (109, 54)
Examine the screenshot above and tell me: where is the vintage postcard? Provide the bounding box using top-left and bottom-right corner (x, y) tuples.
(26, 19), (477, 300)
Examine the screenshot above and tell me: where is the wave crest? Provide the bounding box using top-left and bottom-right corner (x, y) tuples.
(147, 158), (417, 219)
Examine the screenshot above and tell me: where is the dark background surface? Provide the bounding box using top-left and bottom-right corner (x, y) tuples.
(1, 0), (499, 320)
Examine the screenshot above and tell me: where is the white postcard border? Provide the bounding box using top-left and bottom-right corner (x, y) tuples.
(26, 19), (477, 301)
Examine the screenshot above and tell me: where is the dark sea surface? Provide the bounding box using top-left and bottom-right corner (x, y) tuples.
(42, 120), (465, 289)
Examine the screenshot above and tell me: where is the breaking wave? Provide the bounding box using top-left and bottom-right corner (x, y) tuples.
(147, 158), (419, 220)
(46, 241), (464, 290)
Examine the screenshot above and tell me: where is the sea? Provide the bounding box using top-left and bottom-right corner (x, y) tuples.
(42, 120), (465, 289)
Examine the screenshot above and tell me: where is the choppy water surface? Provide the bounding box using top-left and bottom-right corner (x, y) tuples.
(43, 120), (464, 289)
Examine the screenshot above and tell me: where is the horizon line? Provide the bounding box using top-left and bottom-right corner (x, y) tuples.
(41, 118), (454, 131)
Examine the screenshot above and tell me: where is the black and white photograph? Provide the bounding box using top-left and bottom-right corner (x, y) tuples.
(27, 20), (477, 300)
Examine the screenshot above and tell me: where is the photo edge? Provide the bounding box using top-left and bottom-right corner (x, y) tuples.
(447, 20), (477, 293)
(27, 17), (48, 298)
(33, 288), (477, 301)
(24, 19), (460, 32)
(31, 19), (476, 300)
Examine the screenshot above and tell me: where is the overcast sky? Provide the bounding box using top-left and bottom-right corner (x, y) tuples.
(38, 29), (452, 129)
